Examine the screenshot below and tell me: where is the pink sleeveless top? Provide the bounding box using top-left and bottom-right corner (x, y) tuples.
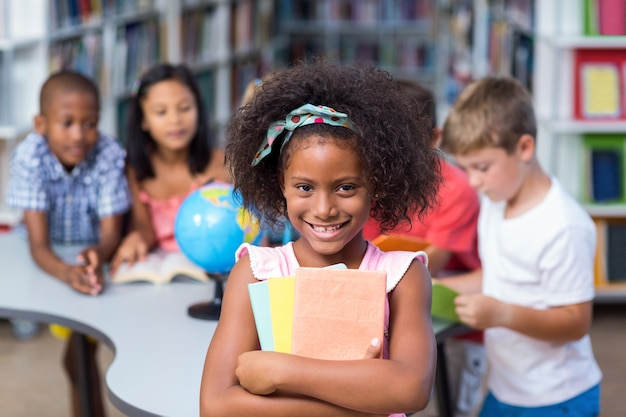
(139, 182), (199, 252)
(236, 242), (427, 417)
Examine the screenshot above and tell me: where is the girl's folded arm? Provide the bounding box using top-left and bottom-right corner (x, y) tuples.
(266, 261), (436, 414)
(220, 261), (435, 415)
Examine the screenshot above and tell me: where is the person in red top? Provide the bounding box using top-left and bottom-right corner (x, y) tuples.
(364, 79), (480, 276)
(364, 79), (485, 417)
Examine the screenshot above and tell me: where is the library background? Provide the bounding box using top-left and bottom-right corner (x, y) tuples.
(0, 0), (625, 300)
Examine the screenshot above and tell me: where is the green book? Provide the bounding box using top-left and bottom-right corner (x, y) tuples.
(584, 0), (599, 36)
(431, 281), (460, 323)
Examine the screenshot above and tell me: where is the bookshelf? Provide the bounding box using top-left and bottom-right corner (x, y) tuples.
(50, 2), (162, 140)
(276, 0), (443, 102)
(437, 0), (534, 119)
(170, 0), (279, 144)
(534, 0), (626, 301)
(0, 0), (280, 225)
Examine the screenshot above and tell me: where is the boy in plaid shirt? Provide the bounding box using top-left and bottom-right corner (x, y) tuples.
(7, 69), (130, 417)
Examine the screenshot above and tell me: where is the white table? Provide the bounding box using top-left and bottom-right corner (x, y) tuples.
(0, 232), (465, 417)
(0, 233), (218, 417)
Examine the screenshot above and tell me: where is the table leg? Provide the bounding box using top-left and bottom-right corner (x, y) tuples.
(74, 333), (94, 417)
(435, 341), (453, 417)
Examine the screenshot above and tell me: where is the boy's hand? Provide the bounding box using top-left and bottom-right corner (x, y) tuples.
(454, 294), (506, 329)
(70, 249), (103, 296)
(63, 265), (102, 296)
(109, 231), (149, 275)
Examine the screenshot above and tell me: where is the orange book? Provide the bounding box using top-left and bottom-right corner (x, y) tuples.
(290, 267), (386, 360)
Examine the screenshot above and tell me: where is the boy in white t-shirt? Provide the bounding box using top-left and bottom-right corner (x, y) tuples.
(438, 76), (602, 417)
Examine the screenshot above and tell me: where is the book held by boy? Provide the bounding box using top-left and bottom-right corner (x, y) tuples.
(110, 249), (209, 285)
(431, 281), (461, 323)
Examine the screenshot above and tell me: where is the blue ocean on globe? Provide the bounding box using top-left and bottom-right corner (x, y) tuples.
(174, 182), (262, 274)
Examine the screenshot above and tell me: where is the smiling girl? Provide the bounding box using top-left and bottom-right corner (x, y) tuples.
(200, 61), (442, 417)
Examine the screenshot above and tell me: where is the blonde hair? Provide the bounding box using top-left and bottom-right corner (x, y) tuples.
(441, 76), (536, 155)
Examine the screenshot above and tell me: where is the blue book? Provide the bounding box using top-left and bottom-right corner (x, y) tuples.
(248, 280), (274, 351)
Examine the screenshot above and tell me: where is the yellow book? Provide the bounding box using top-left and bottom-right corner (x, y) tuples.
(267, 276), (296, 353)
(582, 63), (620, 117)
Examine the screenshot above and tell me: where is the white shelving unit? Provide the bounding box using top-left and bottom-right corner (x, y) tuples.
(0, 0), (48, 225)
(534, 0), (626, 301)
(276, 0), (443, 95)
(0, 0), (279, 225)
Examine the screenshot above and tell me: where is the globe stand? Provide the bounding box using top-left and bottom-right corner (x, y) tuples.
(187, 274), (226, 321)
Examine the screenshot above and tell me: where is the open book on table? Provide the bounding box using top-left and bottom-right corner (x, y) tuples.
(110, 250), (209, 285)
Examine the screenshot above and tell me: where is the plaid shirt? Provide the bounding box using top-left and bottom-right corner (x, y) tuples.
(7, 132), (131, 245)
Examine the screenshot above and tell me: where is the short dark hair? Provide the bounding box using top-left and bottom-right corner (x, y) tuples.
(395, 78), (437, 130)
(125, 63), (212, 181)
(39, 70), (100, 115)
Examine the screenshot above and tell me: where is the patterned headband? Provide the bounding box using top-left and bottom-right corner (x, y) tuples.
(251, 103), (354, 166)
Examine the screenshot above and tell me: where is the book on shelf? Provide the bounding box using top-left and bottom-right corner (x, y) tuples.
(574, 49), (626, 120)
(582, 134), (626, 204)
(585, 0), (626, 35)
(510, 30), (533, 92)
(594, 218), (626, 285)
(49, 33), (104, 86)
(110, 249), (209, 285)
(117, 18), (160, 93)
(230, 0), (254, 54)
(248, 265), (387, 360)
(598, 0), (626, 35)
(182, 4), (219, 67)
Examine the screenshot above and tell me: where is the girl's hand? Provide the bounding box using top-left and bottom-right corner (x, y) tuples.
(109, 232), (149, 274)
(454, 293), (507, 329)
(363, 337), (382, 359)
(236, 351), (282, 395)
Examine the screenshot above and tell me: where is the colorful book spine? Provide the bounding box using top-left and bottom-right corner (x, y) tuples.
(598, 0), (626, 35)
(267, 276), (296, 353)
(247, 280), (274, 351)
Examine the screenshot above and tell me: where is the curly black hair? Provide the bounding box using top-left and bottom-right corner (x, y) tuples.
(126, 63), (213, 181)
(225, 60), (441, 234)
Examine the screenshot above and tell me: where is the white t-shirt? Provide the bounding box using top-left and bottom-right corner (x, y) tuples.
(479, 177), (602, 407)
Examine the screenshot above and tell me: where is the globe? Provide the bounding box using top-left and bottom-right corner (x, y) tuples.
(174, 182), (262, 274)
